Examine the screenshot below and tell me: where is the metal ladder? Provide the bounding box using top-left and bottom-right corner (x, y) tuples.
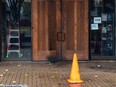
(6, 28), (21, 57)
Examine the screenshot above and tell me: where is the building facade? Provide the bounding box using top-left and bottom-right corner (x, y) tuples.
(0, 0), (115, 61)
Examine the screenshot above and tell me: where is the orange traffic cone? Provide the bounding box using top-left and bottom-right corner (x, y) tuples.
(69, 83), (82, 87)
(67, 53), (83, 83)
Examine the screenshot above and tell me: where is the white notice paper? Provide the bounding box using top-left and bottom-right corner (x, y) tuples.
(94, 17), (101, 23)
(91, 24), (98, 30)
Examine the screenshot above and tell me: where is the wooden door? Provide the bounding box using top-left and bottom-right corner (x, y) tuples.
(61, 0), (89, 60)
(32, 0), (89, 61)
(32, 0), (62, 61)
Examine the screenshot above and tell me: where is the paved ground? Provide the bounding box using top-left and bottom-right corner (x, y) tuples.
(0, 60), (115, 87)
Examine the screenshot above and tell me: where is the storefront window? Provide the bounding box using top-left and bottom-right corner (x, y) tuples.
(90, 0), (115, 56)
(1, 0), (31, 60)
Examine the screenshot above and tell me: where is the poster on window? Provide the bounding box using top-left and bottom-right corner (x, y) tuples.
(101, 14), (107, 21)
(94, 17), (101, 23)
(91, 24), (98, 30)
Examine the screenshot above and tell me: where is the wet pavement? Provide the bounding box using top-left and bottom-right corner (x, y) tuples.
(0, 60), (115, 87)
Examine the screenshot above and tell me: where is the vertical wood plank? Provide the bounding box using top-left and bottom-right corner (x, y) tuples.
(39, 1), (48, 50)
(32, 0), (39, 60)
(74, 0), (77, 51)
(45, 1), (49, 50)
(61, 0), (67, 59)
(66, 1), (74, 50)
(48, 1), (56, 50)
(76, 0), (88, 59)
(56, 0), (62, 60)
(85, 0), (89, 59)
(77, 1), (85, 50)
(39, 1), (43, 50)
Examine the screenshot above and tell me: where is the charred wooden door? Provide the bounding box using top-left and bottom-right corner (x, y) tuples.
(32, 0), (89, 61)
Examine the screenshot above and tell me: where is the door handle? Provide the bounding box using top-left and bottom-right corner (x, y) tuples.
(57, 32), (65, 41)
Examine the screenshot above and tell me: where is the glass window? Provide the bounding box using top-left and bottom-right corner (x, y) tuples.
(1, 0), (31, 60)
(90, 0), (115, 56)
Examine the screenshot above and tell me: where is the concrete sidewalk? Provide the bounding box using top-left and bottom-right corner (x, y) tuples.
(0, 61), (115, 87)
